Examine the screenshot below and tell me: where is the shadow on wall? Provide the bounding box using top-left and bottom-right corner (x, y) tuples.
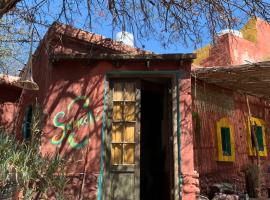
(39, 69), (104, 199)
(0, 83), (22, 134)
(0, 103), (18, 133)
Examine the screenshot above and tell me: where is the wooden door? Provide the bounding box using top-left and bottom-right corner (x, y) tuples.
(104, 80), (140, 200)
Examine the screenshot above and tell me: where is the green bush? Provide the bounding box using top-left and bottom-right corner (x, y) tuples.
(0, 105), (67, 199)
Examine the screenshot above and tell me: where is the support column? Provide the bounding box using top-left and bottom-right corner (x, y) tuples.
(179, 78), (199, 200)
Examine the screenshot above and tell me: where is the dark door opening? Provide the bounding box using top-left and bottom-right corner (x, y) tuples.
(140, 79), (173, 200)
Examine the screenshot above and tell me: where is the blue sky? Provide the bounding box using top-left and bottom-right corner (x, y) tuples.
(80, 24), (197, 54)
(17, 0), (213, 55)
(3, 0), (259, 75)
(95, 27), (196, 54)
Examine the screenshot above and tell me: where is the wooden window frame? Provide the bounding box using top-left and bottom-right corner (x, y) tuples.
(110, 78), (139, 171)
(247, 117), (267, 157)
(216, 117), (235, 162)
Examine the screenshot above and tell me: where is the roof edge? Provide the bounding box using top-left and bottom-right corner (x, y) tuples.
(192, 60), (270, 75)
(49, 22), (151, 55)
(51, 53), (196, 62)
(0, 74), (21, 89)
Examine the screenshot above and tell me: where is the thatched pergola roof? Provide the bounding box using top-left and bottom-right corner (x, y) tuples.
(192, 61), (270, 99)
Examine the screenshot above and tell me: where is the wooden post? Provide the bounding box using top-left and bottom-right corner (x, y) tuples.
(245, 94), (261, 197)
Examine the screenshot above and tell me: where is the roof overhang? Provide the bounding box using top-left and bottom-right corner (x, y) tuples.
(192, 61), (270, 99)
(0, 74), (20, 86)
(51, 53), (196, 62)
(0, 74), (22, 92)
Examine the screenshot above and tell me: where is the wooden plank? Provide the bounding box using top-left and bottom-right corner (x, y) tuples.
(172, 77), (180, 200)
(134, 80), (140, 200)
(104, 79), (140, 200)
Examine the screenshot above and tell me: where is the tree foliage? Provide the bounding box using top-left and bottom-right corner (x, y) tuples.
(0, 0), (20, 18)
(3, 0), (270, 43)
(0, 16), (28, 75)
(0, 0), (270, 73)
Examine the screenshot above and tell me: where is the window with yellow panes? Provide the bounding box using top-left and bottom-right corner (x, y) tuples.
(111, 82), (136, 165)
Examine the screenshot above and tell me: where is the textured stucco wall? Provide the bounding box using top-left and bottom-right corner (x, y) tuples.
(15, 25), (196, 200)
(194, 18), (270, 67)
(0, 84), (21, 132)
(193, 80), (270, 197)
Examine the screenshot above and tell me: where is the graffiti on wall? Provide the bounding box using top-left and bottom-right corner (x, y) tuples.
(52, 96), (100, 149)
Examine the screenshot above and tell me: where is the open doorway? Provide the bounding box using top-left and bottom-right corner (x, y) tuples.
(140, 78), (174, 200)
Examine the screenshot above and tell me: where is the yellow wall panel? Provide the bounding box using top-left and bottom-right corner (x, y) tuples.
(247, 117), (267, 157)
(216, 117), (235, 162)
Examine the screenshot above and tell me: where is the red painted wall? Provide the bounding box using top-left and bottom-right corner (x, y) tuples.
(192, 19), (270, 197)
(0, 84), (21, 132)
(16, 23), (196, 200)
(198, 18), (270, 67)
(193, 80), (270, 197)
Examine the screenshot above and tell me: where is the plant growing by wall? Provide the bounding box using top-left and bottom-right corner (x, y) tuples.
(0, 104), (67, 199)
(243, 163), (259, 198)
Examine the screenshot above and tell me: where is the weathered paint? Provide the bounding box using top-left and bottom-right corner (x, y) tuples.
(246, 117), (267, 157)
(191, 18), (270, 198)
(193, 18), (270, 67)
(0, 102), (18, 132)
(193, 79), (270, 197)
(0, 84), (21, 132)
(51, 96), (101, 149)
(216, 117), (235, 162)
(8, 23), (196, 200)
(97, 75), (107, 200)
(240, 18), (257, 43)
(180, 77), (199, 199)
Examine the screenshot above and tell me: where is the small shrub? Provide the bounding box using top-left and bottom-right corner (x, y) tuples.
(0, 104), (67, 199)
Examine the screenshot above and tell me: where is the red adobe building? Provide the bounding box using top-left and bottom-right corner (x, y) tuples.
(0, 74), (22, 133)
(0, 23), (198, 200)
(192, 18), (270, 198)
(2, 18), (270, 200)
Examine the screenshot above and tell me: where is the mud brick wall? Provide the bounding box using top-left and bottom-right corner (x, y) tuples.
(193, 79), (270, 197)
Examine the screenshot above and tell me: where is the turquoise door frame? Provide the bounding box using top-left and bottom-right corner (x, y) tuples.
(97, 70), (182, 200)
